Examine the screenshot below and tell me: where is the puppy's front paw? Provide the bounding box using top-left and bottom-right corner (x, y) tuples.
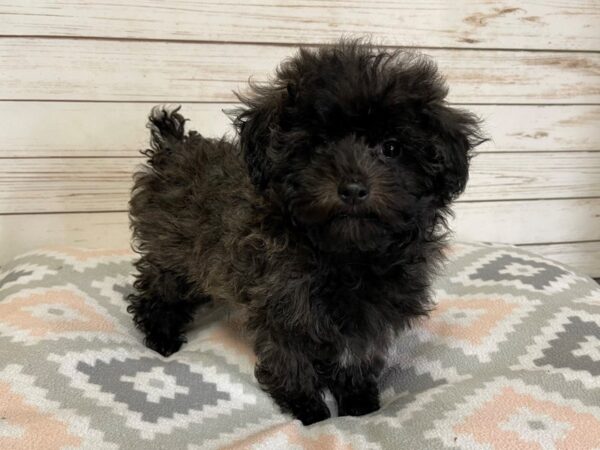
(144, 332), (186, 357)
(337, 388), (380, 417)
(293, 400), (331, 426)
(273, 391), (331, 425)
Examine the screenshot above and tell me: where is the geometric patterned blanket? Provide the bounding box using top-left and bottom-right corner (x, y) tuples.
(0, 242), (598, 449)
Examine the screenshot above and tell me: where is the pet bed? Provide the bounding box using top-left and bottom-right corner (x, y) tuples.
(0, 242), (598, 449)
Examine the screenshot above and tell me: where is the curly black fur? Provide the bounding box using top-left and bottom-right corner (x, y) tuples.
(127, 39), (484, 425)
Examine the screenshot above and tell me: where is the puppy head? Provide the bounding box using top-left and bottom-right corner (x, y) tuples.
(234, 40), (484, 253)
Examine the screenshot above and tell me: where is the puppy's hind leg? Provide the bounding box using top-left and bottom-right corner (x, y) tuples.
(127, 258), (209, 357)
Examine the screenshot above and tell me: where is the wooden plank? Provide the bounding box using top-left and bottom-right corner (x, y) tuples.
(521, 241), (600, 277)
(464, 152), (600, 201)
(0, 102), (235, 157)
(2, 102), (599, 157)
(475, 105), (600, 153)
(1, 39), (599, 103)
(1, 1), (599, 51)
(0, 158), (140, 213)
(452, 198), (600, 244)
(0, 212), (132, 265)
(0, 154), (599, 213)
(2, 211), (598, 277)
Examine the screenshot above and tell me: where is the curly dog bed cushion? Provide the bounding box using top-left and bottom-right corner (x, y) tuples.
(0, 242), (598, 449)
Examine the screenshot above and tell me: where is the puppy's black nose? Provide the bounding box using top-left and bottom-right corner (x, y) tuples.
(338, 182), (369, 204)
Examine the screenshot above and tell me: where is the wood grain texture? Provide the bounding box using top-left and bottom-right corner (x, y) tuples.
(0, 158), (139, 213)
(0, 5), (598, 274)
(1, 1), (599, 51)
(452, 198), (600, 244)
(523, 241), (600, 277)
(0, 212), (132, 265)
(2, 211), (598, 275)
(1, 39), (599, 103)
(2, 153), (598, 213)
(2, 102), (599, 157)
(466, 152), (600, 201)
(0, 102), (235, 157)
(476, 105), (600, 152)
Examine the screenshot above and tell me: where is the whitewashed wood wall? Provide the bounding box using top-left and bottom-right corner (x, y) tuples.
(0, 1), (599, 276)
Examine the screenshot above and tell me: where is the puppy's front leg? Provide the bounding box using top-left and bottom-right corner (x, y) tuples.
(328, 354), (384, 417)
(254, 337), (330, 425)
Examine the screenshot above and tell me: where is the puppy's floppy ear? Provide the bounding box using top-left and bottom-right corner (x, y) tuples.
(233, 84), (286, 191)
(422, 103), (485, 204)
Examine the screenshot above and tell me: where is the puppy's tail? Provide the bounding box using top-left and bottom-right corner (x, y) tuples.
(142, 105), (187, 168)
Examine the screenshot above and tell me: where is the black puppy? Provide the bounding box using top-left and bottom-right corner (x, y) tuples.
(127, 39), (483, 425)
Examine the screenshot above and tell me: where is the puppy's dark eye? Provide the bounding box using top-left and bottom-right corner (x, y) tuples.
(382, 140), (401, 158)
